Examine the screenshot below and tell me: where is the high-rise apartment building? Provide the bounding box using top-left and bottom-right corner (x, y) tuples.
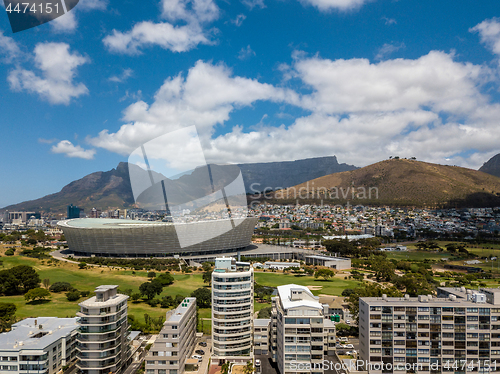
(211, 257), (254, 365)
(76, 285), (130, 374)
(0, 317), (78, 374)
(270, 284), (332, 374)
(145, 297), (197, 374)
(359, 287), (500, 374)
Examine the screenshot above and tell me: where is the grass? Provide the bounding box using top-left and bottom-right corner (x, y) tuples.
(384, 251), (451, 261)
(0, 254), (361, 329)
(254, 271), (361, 295)
(0, 255), (206, 326)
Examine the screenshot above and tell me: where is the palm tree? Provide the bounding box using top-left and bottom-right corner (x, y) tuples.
(221, 362), (230, 374)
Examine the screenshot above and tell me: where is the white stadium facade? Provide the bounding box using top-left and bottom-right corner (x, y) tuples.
(58, 217), (258, 257)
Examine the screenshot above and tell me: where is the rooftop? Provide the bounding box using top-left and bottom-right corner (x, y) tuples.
(58, 218), (242, 229)
(277, 284), (322, 310)
(0, 317), (78, 351)
(254, 319), (270, 327)
(166, 297), (196, 323)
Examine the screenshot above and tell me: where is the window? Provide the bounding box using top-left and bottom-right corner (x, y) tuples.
(171, 326), (177, 330)
(162, 334), (168, 338)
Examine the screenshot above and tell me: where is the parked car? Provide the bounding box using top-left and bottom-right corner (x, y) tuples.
(192, 355), (203, 361)
(345, 319), (351, 324)
(255, 359), (261, 367)
(195, 350), (205, 355)
(199, 342), (207, 347)
(345, 344), (354, 349)
(339, 337), (348, 343)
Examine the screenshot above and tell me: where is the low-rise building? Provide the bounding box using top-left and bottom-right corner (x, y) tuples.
(265, 262), (300, 271)
(145, 298), (197, 374)
(0, 317), (78, 374)
(304, 255), (351, 270)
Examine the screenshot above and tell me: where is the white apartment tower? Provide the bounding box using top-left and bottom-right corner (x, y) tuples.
(76, 285), (130, 374)
(145, 298), (197, 374)
(270, 284), (330, 374)
(211, 257), (254, 364)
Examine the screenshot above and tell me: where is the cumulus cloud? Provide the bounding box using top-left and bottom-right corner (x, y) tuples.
(241, 0), (266, 9)
(8, 43), (89, 105)
(88, 60), (299, 154)
(103, 22), (212, 55)
(51, 140), (96, 159)
(84, 48), (500, 170)
(298, 0), (369, 11)
(103, 0), (218, 55)
(471, 18), (500, 56)
(0, 31), (22, 63)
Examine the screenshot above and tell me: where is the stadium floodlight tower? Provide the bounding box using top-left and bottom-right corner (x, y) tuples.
(211, 257), (254, 365)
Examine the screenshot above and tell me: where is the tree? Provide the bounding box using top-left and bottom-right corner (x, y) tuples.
(0, 303), (16, 333)
(10, 265), (41, 293)
(202, 270), (213, 286)
(0, 303), (16, 319)
(78, 262), (87, 269)
(50, 282), (73, 292)
(147, 272), (156, 279)
(42, 278), (50, 289)
(314, 268), (334, 280)
(131, 293), (142, 303)
(191, 288), (211, 308)
(244, 361), (254, 374)
(139, 281), (163, 300)
(156, 273), (174, 286)
(66, 290), (81, 302)
(24, 288), (51, 302)
(341, 289), (355, 297)
(202, 262), (213, 272)
(221, 362), (230, 374)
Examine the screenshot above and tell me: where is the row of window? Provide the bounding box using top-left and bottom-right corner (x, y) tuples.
(146, 361), (178, 365)
(370, 306), (499, 314)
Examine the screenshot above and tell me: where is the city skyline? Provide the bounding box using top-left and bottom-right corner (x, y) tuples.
(1, 0), (500, 208)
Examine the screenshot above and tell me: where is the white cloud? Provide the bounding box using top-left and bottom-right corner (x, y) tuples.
(104, 0), (219, 55)
(8, 42), (89, 105)
(103, 21), (212, 55)
(109, 68), (133, 83)
(241, 0), (266, 9)
(51, 12), (78, 33)
(238, 45), (255, 60)
(85, 48), (500, 170)
(231, 14), (246, 27)
(0, 31), (21, 63)
(88, 60), (298, 154)
(293, 51), (487, 115)
(375, 42), (405, 60)
(78, 0), (108, 11)
(161, 0), (219, 23)
(471, 18), (500, 56)
(382, 16), (396, 25)
(50, 0), (107, 32)
(297, 0), (368, 11)
(51, 140), (96, 159)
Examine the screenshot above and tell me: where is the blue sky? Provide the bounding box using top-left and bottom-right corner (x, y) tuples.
(1, 0), (500, 207)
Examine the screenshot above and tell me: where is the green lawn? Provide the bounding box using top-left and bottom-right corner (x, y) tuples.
(254, 272), (361, 296)
(384, 251), (452, 261)
(0, 255), (360, 330)
(0, 256), (206, 326)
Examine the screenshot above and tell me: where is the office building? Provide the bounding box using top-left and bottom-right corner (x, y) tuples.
(359, 287), (500, 374)
(67, 205), (84, 220)
(270, 284), (330, 374)
(211, 257), (254, 364)
(0, 317), (78, 374)
(76, 285), (130, 374)
(145, 298), (197, 374)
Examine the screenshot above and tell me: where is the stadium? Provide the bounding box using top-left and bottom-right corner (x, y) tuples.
(58, 217), (258, 257)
